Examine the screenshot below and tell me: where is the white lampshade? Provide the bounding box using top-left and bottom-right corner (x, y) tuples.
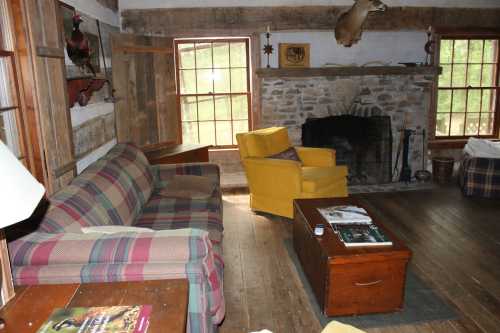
(0, 140), (45, 226)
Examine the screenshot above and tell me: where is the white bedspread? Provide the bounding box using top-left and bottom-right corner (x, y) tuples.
(463, 137), (500, 158)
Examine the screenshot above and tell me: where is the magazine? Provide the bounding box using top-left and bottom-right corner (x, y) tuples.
(335, 224), (392, 247)
(318, 205), (372, 224)
(36, 305), (152, 333)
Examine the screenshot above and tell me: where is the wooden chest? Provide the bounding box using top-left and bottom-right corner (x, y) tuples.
(293, 197), (412, 316)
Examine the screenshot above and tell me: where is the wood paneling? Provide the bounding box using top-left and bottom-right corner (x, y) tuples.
(121, 6), (500, 35)
(21, 0), (75, 193)
(221, 185), (500, 332)
(111, 33), (178, 147)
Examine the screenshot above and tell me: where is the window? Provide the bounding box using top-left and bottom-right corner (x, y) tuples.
(0, 0), (24, 159)
(436, 36), (499, 138)
(175, 38), (250, 147)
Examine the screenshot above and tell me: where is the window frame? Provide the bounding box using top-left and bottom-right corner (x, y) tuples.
(432, 29), (500, 140)
(174, 37), (252, 148)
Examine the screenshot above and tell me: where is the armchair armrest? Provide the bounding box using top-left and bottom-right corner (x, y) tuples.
(152, 163), (220, 188)
(295, 146), (337, 167)
(243, 157), (302, 196)
(9, 229), (212, 267)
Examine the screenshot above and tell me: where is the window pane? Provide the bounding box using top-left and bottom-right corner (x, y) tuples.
(213, 68), (230, 93)
(436, 113), (450, 136)
(195, 43), (212, 69)
(230, 42), (247, 67)
(180, 70), (196, 94)
(182, 122), (199, 144)
(232, 95), (248, 120)
(479, 113), (494, 135)
(481, 64), (494, 87)
(198, 96), (214, 121)
(452, 64), (466, 87)
(233, 120), (249, 143)
(465, 113), (480, 136)
(437, 90), (452, 113)
(213, 42), (229, 68)
(468, 40), (483, 63)
(178, 43), (195, 69)
(450, 113), (466, 136)
(0, 57), (15, 108)
(215, 121), (232, 145)
(467, 90), (481, 113)
(467, 64), (482, 87)
(483, 40), (496, 63)
(214, 95), (231, 120)
(181, 96), (197, 121)
(199, 121), (215, 145)
(439, 65), (452, 87)
(196, 69), (213, 94)
(452, 90), (466, 113)
(482, 89), (494, 113)
(231, 68), (248, 93)
(453, 40), (468, 63)
(0, 110), (21, 157)
(440, 40), (453, 64)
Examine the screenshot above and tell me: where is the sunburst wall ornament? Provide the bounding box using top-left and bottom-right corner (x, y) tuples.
(263, 26), (274, 68)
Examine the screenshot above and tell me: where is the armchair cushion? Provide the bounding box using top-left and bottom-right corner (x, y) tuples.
(302, 166), (348, 193)
(245, 127), (291, 157)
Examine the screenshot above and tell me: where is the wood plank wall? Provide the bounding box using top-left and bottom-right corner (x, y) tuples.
(21, 0), (76, 194)
(111, 33), (178, 147)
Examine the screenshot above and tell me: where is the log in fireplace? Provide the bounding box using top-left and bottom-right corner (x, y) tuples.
(302, 115), (392, 185)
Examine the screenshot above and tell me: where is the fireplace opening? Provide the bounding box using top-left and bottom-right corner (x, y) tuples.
(301, 115), (392, 185)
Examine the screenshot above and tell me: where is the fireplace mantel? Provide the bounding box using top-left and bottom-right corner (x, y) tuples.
(256, 66), (441, 78)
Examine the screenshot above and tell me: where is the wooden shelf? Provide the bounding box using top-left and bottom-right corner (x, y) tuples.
(255, 66), (442, 78)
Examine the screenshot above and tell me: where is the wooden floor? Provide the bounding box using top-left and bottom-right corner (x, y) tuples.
(220, 185), (500, 333)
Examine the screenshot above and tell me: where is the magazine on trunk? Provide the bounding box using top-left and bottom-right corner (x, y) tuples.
(318, 205), (372, 224)
(36, 305), (152, 333)
(335, 224), (392, 247)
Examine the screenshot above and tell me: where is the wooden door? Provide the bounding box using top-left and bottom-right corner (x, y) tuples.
(21, 0), (75, 194)
(111, 34), (178, 147)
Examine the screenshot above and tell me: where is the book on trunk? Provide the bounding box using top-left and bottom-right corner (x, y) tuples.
(36, 305), (152, 333)
(318, 205), (372, 224)
(335, 224), (392, 247)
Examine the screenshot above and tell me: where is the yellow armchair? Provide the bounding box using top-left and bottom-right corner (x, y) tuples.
(236, 127), (348, 218)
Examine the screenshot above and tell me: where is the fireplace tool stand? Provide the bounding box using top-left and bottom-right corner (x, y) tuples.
(399, 129), (414, 183)
(414, 129), (432, 182)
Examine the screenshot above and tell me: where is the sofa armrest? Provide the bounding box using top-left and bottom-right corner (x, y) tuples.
(9, 229), (213, 267)
(152, 163), (220, 188)
(295, 146), (336, 167)
(243, 157), (302, 196)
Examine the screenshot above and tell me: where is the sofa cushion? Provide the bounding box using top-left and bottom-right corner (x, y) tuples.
(38, 185), (111, 233)
(301, 166), (348, 193)
(134, 203), (223, 244)
(81, 226), (154, 234)
(69, 144), (154, 226)
(158, 175), (216, 199)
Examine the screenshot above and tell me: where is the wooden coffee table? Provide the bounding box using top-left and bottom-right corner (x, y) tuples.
(293, 197), (411, 317)
(0, 279), (188, 333)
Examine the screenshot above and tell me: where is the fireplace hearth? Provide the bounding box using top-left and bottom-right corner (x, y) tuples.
(302, 115), (392, 185)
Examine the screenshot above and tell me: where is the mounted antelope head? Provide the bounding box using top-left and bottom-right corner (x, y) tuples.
(335, 0), (387, 47)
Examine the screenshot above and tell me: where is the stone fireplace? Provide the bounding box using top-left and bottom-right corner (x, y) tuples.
(257, 67), (439, 184)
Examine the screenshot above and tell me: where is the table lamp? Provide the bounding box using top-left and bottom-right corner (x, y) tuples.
(0, 140), (45, 327)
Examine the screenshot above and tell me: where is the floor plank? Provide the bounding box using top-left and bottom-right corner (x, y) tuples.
(220, 185), (499, 332)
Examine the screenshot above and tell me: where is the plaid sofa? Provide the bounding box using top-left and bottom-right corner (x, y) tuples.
(8, 143), (224, 333)
(459, 153), (500, 198)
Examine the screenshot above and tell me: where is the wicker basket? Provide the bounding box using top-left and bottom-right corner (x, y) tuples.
(432, 157), (455, 183)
